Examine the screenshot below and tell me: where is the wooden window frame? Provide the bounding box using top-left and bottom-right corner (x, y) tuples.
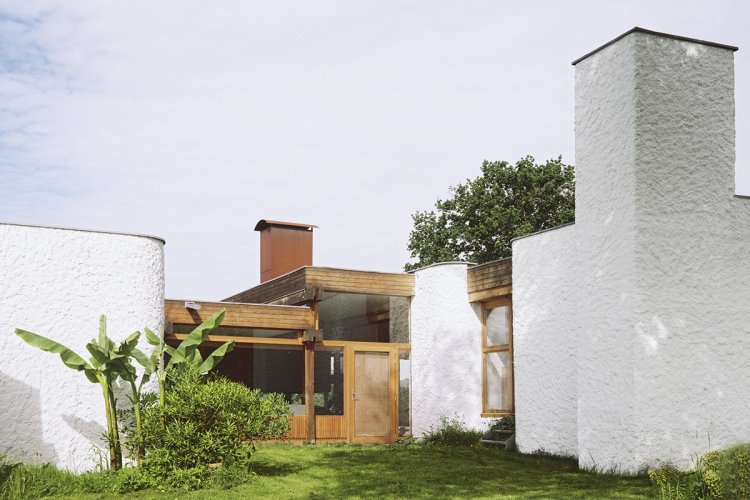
(481, 296), (514, 417)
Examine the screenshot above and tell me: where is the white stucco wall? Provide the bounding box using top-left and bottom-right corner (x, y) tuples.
(0, 223), (164, 471)
(512, 224), (578, 458)
(573, 30), (640, 472)
(410, 263), (488, 437)
(627, 34), (750, 470)
(512, 29), (750, 472)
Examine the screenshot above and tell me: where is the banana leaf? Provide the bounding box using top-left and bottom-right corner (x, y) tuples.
(197, 340), (235, 373)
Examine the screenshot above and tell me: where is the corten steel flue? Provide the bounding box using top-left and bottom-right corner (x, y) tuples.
(255, 219), (318, 283)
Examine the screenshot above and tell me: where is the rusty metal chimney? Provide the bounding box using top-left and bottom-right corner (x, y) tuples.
(254, 220), (317, 283)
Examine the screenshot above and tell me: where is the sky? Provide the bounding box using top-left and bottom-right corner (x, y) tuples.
(1, 1), (749, 300)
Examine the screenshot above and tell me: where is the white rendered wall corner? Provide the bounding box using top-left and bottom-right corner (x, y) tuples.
(410, 263), (485, 437)
(622, 31), (750, 471)
(0, 223), (165, 471)
(575, 29), (750, 471)
(511, 224), (579, 458)
(513, 28), (749, 472)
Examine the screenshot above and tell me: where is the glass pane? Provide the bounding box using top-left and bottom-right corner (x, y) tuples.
(398, 350), (410, 436)
(486, 351), (512, 411)
(314, 347), (344, 415)
(354, 351), (390, 437)
(197, 344), (305, 415)
(485, 306), (510, 346)
(318, 293), (410, 343)
(174, 324), (298, 339)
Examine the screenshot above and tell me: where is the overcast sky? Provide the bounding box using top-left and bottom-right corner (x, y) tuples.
(2, 1), (749, 300)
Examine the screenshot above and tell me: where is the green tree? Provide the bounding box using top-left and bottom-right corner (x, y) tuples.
(405, 156), (574, 270)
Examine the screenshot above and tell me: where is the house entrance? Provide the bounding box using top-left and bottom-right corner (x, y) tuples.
(348, 345), (399, 444)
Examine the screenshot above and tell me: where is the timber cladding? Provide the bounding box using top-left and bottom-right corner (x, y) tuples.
(467, 258), (512, 302)
(224, 268), (307, 304)
(164, 299), (313, 330)
(224, 266), (415, 304)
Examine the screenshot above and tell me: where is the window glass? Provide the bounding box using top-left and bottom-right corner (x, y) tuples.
(197, 344), (306, 415)
(486, 351), (511, 411)
(485, 306), (510, 346)
(318, 293), (410, 343)
(398, 350), (411, 436)
(314, 347), (344, 415)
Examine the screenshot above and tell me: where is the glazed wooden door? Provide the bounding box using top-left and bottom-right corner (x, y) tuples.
(348, 346), (398, 443)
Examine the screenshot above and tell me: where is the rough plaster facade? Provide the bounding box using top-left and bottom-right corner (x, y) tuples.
(0, 223), (164, 471)
(512, 29), (750, 471)
(410, 263), (489, 437)
(512, 224), (579, 458)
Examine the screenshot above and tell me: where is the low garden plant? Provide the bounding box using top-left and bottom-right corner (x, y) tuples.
(649, 443), (750, 499)
(138, 365), (291, 487)
(421, 415), (483, 447)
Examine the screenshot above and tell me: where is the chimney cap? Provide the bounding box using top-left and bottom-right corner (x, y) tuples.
(254, 219), (318, 232)
(572, 27), (738, 66)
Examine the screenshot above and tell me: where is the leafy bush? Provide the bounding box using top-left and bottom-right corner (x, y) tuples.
(422, 415), (483, 447)
(649, 443), (750, 499)
(140, 366), (291, 485)
(490, 415), (515, 432)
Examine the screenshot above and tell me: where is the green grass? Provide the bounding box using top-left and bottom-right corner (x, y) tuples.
(40, 443), (653, 500)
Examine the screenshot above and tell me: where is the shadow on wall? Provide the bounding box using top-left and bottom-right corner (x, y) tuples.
(62, 415), (106, 452)
(0, 371), (58, 465)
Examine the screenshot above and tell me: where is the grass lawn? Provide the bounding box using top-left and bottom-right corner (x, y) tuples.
(52, 443), (653, 499)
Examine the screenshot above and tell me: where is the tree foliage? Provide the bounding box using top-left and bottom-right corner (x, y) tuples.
(405, 156), (575, 270)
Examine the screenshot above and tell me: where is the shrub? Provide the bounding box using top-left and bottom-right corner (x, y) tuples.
(649, 443), (750, 499)
(490, 415), (515, 433)
(140, 366), (291, 485)
(422, 415), (483, 447)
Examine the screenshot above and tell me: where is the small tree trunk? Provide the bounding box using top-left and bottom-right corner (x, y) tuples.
(102, 379), (122, 470)
(129, 381), (144, 467)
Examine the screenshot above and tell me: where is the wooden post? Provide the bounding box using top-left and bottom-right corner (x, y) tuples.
(304, 341), (315, 443)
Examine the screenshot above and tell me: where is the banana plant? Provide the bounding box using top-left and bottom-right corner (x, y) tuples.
(139, 309), (235, 407)
(15, 315), (139, 470)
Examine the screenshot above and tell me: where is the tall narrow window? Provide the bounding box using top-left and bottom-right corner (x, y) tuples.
(482, 297), (513, 416)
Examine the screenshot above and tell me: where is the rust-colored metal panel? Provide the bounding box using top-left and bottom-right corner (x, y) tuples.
(257, 221), (315, 283)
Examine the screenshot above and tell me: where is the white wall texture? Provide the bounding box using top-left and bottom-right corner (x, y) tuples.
(512, 29), (750, 472)
(0, 223), (164, 471)
(410, 263), (490, 437)
(512, 224), (578, 458)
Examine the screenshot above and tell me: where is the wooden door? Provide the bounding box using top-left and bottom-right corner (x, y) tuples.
(348, 345), (398, 443)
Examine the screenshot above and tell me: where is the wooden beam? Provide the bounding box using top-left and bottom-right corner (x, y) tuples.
(468, 285), (513, 303)
(166, 333), (303, 347)
(165, 299), (313, 330)
(467, 258), (513, 295)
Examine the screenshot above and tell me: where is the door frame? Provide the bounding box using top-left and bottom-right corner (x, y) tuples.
(344, 343), (400, 444)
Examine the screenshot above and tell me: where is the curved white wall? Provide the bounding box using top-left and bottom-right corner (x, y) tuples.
(0, 223), (164, 471)
(410, 263), (488, 437)
(512, 225), (578, 458)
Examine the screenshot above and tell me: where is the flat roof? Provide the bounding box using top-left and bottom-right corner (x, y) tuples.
(572, 27), (738, 66)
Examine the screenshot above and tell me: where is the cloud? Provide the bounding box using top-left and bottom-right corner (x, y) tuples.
(0, 1), (748, 299)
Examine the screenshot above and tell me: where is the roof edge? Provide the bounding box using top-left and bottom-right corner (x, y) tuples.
(0, 221), (166, 244)
(510, 222), (576, 244)
(572, 27), (738, 66)
(254, 219), (318, 231)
